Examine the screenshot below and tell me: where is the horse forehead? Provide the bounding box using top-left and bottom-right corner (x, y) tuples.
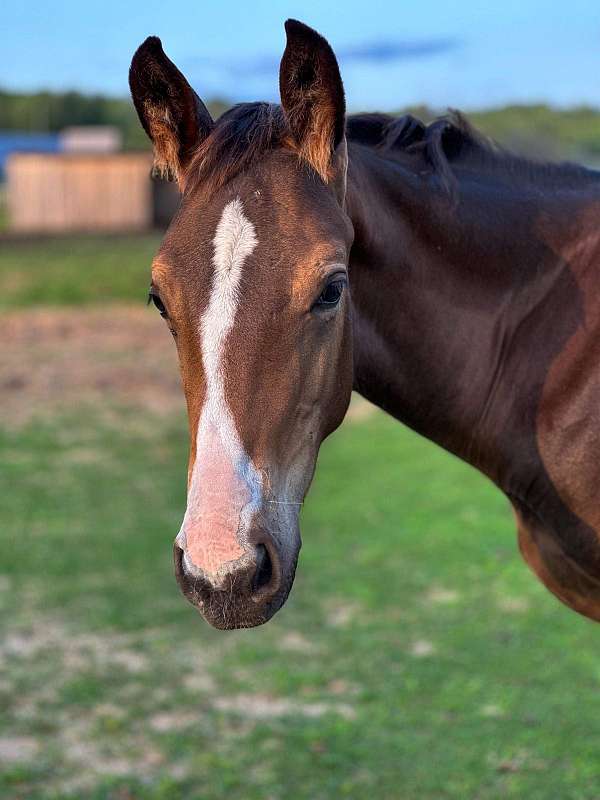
(157, 186), (349, 302)
(208, 191), (345, 272)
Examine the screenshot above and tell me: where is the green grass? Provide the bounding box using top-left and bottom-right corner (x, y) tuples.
(0, 186), (9, 232)
(0, 233), (161, 309)
(2, 406), (600, 800)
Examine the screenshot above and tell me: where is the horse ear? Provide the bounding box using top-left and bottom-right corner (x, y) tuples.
(129, 36), (214, 187)
(279, 20), (346, 189)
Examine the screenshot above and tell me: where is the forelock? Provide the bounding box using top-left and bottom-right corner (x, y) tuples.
(185, 103), (303, 195)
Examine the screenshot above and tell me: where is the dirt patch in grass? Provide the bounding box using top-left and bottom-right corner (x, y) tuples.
(324, 598), (363, 628)
(0, 736), (38, 763)
(213, 693), (356, 720)
(1, 612), (361, 793)
(0, 615), (219, 790)
(149, 711), (200, 733)
(425, 585), (460, 605)
(2, 307), (182, 426)
(278, 631), (318, 653)
(409, 639), (437, 658)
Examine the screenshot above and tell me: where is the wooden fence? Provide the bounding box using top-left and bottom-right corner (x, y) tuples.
(6, 153), (154, 233)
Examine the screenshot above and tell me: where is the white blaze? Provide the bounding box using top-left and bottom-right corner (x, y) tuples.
(177, 198), (263, 570)
(203, 197), (258, 411)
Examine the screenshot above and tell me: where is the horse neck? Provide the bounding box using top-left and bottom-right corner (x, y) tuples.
(345, 142), (593, 489)
(345, 144), (600, 621)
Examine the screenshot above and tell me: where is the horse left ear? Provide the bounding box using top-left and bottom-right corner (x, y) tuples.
(279, 20), (347, 200)
(129, 36), (214, 187)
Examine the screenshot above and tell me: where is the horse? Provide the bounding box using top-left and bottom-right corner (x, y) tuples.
(129, 20), (600, 629)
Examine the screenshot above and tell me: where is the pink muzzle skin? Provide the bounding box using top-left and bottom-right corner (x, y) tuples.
(179, 420), (254, 577)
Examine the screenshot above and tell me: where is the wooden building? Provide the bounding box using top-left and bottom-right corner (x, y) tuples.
(6, 152), (157, 233)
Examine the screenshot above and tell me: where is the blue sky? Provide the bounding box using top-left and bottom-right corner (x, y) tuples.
(3, 0), (600, 110)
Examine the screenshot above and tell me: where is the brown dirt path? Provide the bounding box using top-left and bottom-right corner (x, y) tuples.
(2, 307), (182, 426)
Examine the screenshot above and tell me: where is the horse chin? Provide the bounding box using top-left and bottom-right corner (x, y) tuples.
(196, 590), (290, 630)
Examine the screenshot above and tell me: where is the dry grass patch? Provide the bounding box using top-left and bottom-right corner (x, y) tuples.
(2, 307), (181, 427)
(213, 693), (356, 720)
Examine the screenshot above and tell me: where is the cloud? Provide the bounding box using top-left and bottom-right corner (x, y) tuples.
(183, 36), (461, 80)
(338, 38), (461, 64)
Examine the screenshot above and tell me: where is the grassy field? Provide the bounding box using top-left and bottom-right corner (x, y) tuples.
(0, 234), (161, 309)
(1, 235), (600, 799)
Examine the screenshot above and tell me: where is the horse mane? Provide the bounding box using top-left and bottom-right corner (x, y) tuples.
(347, 110), (483, 196)
(347, 110), (599, 194)
(185, 102), (599, 198)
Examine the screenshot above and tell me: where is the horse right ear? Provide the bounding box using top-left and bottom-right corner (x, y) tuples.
(129, 37), (214, 188)
(279, 20), (346, 190)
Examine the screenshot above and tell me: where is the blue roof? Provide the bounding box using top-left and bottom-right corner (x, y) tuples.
(0, 131), (61, 178)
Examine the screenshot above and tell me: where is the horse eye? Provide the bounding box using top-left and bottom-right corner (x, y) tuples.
(148, 291), (168, 318)
(315, 279), (345, 309)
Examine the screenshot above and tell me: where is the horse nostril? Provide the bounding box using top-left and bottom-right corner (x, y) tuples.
(253, 543), (273, 593)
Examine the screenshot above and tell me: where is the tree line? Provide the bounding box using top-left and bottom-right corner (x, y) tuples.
(0, 89), (227, 150)
(1, 88), (600, 163)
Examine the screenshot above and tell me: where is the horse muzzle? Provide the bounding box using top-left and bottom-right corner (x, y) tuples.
(173, 528), (300, 629)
